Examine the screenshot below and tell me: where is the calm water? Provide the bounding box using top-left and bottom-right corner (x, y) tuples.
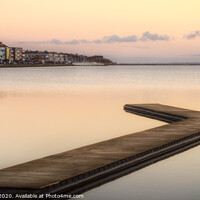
(0, 65), (200, 199)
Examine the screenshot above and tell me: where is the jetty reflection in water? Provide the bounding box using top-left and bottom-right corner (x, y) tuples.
(85, 145), (200, 200)
(0, 65), (200, 199)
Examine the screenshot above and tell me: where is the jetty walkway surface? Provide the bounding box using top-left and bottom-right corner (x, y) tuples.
(0, 104), (200, 197)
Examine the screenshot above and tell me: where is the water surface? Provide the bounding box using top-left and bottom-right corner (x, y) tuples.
(0, 65), (200, 199)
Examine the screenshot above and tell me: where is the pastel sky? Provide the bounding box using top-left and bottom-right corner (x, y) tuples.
(1, 0), (200, 63)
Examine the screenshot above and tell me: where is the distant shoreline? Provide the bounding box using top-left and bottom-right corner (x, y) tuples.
(0, 63), (200, 68)
(0, 64), (73, 68)
(117, 63), (200, 66)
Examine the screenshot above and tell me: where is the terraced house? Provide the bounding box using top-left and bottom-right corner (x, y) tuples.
(0, 41), (113, 65)
(0, 42), (7, 63)
(0, 42), (23, 64)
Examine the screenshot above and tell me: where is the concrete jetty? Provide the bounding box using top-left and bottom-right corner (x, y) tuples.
(0, 104), (200, 197)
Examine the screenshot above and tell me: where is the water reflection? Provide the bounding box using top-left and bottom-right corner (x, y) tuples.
(0, 91), (165, 169)
(1, 88), (200, 170)
(84, 146), (200, 200)
(0, 65), (200, 199)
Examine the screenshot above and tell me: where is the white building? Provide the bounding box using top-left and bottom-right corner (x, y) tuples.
(0, 42), (6, 63)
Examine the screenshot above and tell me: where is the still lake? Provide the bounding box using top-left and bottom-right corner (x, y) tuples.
(0, 65), (200, 199)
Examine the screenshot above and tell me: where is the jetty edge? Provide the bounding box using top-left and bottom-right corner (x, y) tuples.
(0, 104), (200, 198)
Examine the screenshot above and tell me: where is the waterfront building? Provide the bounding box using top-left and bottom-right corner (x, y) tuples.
(0, 42), (7, 63)
(63, 53), (69, 63)
(0, 42), (12, 63)
(0, 48), (6, 63)
(29, 55), (45, 64)
(0, 41), (111, 65)
(6, 47), (10, 62)
(44, 52), (69, 64)
(22, 50), (43, 64)
(0, 42), (23, 64)
(45, 52), (55, 64)
(12, 47), (23, 63)
(22, 50), (28, 63)
(58, 53), (64, 63)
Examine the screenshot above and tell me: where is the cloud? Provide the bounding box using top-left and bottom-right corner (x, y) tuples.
(17, 32), (171, 45)
(18, 39), (90, 45)
(140, 31), (170, 41)
(185, 31), (200, 39)
(121, 46), (149, 49)
(100, 34), (138, 43)
(51, 39), (62, 44)
(18, 41), (48, 45)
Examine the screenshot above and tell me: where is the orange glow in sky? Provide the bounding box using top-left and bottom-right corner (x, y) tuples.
(1, 0), (200, 63)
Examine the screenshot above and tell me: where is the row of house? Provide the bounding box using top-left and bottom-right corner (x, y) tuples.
(23, 50), (70, 64)
(0, 42), (70, 64)
(0, 42), (22, 64)
(0, 42), (113, 65)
